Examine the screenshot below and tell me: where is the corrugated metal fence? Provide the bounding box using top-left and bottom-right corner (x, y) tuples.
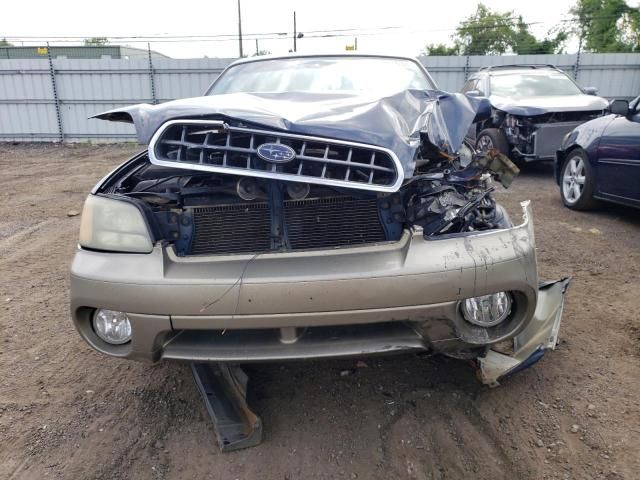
(1, 53), (638, 142)
(423, 53), (640, 102)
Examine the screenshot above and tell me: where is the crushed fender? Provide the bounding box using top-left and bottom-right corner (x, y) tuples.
(477, 278), (571, 387)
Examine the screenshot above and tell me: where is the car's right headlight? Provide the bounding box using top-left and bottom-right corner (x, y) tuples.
(461, 292), (512, 327)
(78, 195), (153, 253)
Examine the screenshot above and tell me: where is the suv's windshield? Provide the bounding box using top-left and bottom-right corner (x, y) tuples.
(207, 57), (433, 95)
(490, 71), (583, 98)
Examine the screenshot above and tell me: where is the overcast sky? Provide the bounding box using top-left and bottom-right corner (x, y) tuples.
(3, 0), (639, 58)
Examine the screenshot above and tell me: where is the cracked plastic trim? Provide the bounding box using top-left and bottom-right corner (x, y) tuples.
(477, 277), (571, 386)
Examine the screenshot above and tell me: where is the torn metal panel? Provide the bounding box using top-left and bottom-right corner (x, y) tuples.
(465, 150), (520, 188)
(477, 278), (571, 386)
(91, 89), (490, 178)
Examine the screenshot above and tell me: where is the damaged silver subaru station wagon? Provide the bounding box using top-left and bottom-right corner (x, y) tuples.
(71, 54), (569, 387)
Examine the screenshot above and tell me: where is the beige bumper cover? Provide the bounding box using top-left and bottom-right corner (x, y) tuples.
(70, 201), (555, 364)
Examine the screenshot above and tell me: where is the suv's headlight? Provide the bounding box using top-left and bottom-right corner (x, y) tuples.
(79, 195), (153, 253)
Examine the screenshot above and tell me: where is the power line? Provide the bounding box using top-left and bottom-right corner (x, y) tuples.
(2, 14), (633, 48)
(3, 10), (633, 42)
(2, 26), (402, 41)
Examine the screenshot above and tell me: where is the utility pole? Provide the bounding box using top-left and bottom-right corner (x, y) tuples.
(573, 32), (583, 80)
(255, 39), (259, 56)
(237, 0), (244, 58)
(293, 11), (297, 52)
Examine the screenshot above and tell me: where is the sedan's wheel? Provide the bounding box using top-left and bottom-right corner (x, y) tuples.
(560, 150), (597, 210)
(562, 157), (585, 202)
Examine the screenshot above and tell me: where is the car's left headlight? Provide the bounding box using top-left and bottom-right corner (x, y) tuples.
(93, 309), (132, 344)
(78, 195), (153, 253)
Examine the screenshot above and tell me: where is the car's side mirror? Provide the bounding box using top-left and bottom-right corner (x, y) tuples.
(609, 99), (630, 116)
(583, 87), (598, 96)
(465, 90), (482, 97)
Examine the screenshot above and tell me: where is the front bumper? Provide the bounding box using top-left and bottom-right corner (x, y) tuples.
(515, 121), (583, 161)
(71, 201), (541, 363)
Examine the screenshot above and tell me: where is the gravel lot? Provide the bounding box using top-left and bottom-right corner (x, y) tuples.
(1, 144), (639, 480)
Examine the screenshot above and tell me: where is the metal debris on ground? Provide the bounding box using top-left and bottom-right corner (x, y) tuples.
(191, 363), (262, 452)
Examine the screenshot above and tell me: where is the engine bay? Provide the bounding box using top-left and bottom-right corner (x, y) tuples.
(98, 145), (519, 256)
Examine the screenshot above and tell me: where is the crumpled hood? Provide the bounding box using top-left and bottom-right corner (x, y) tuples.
(490, 94), (608, 116)
(92, 89), (489, 177)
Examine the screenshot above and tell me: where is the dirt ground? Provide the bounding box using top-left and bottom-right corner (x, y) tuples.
(0, 144), (638, 480)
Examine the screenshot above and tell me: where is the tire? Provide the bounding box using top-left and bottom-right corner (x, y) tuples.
(559, 149), (597, 211)
(476, 128), (510, 157)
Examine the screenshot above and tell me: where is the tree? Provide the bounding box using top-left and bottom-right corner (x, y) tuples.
(0, 38), (13, 47)
(83, 37), (109, 47)
(511, 17), (568, 54)
(454, 3), (516, 55)
(422, 43), (460, 56)
(422, 3), (568, 56)
(570, 0), (639, 52)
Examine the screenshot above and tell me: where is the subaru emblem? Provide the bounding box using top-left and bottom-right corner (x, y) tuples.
(256, 143), (296, 163)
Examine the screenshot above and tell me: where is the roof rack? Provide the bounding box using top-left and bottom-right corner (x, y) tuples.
(478, 64), (561, 72)
(479, 64), (560, 72)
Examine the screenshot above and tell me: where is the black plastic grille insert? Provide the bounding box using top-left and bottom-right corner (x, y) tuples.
(189, 196), (385, 255)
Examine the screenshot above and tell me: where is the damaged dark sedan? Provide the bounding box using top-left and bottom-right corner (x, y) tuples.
(71, 54), (569, 389)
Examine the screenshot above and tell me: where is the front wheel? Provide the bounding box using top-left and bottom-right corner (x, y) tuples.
(476, 128), (510, 156)
(560, 150), (597, 210)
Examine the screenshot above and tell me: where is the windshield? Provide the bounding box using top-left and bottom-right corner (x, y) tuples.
(207, 57), (433, 95)
(490, 71), (583, 98)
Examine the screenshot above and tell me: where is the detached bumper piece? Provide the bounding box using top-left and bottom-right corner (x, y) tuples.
(477, 278), (571, 386)
(191, 363), (262, 452)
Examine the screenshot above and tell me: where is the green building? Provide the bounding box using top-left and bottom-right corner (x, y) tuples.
(0, 45), (170, 59)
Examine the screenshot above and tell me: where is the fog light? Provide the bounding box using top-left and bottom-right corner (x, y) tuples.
(92, 309), (132, 344)
(461, 292), (512, 327)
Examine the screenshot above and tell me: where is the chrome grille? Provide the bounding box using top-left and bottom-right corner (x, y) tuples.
(149, 120), (403, 193)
